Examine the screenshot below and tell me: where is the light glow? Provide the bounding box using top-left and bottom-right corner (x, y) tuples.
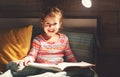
(82, 0), (92, 8)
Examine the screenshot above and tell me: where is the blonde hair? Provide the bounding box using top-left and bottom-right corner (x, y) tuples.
(41, 7), (63, 23)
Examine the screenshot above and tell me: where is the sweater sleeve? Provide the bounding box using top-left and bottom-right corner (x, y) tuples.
(64, 37), (77, 62)
(24, 37), (40, 62)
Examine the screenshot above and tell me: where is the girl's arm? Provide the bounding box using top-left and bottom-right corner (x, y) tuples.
(64, 38), (77, 62)
(19, 38), (40, 66)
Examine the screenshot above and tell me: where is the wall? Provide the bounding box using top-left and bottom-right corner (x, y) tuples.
(0, 0), (120, 77)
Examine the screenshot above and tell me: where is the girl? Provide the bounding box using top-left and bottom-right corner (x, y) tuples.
(0, 7), (76, 77)
(19, 7), (76, 66)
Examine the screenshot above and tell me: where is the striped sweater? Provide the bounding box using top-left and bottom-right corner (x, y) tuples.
(24, 33), (76, 64)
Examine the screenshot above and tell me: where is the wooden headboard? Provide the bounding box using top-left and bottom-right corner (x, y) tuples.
(0, 18), (97, 33)
(63, 18), (97, 33)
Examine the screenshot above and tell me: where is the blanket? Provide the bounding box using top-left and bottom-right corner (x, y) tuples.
(27, 72), (70, 77)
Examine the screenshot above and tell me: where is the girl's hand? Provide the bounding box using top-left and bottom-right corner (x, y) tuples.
(23, 59), (32, 66)
(17, 59), (32, 66)
(13, 59), (32, 71)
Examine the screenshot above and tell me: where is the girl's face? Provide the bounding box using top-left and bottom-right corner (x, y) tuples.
(42, 16), (62, 37)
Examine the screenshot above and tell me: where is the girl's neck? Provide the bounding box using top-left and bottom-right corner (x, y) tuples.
(42, 33), (60, 43)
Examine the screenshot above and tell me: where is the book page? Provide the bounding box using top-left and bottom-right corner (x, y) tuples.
(57, 61), (95, 70)
(28, 63), (62, 71)
(28, 61), (95, 71)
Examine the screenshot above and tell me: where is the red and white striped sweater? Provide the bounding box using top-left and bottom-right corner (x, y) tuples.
(24, 33), (76, 64)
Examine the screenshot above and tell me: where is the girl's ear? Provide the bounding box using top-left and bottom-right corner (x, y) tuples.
(59, 22), (63, 31)
(41, 21), (43, 25)
(59, 21), (62, 26)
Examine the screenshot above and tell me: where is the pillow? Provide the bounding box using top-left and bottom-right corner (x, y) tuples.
(63, 31), (94, 63)
(0, 25), (33, 72)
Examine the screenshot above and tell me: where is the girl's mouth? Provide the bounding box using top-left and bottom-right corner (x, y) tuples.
(48, 29), (55, 32)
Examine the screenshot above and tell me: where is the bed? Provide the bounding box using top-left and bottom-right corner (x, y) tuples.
(0, 18), (98, 77)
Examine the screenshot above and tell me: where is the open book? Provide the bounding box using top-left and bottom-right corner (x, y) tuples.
(28, 61), (95, 71)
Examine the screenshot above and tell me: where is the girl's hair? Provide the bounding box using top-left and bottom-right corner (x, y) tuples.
(41, 7), (63, 23)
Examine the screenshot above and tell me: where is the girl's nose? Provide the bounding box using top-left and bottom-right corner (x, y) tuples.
(49, 24), (54, 28)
